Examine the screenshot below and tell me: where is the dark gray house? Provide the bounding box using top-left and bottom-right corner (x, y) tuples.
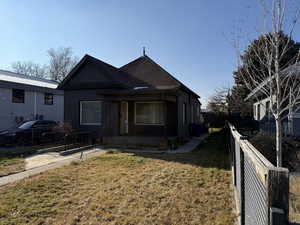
(58, 54), (201, 147)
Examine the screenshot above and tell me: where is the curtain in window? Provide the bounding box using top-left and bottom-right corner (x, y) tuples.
(80, 101), (102, 125)
(135, 102), (164, 125)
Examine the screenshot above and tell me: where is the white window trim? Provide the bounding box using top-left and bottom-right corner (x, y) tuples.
(134, 101), (165, 126)
(80, 100), (102, 125)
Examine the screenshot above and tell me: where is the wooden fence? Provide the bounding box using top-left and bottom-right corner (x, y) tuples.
(228, 123), (289, 225)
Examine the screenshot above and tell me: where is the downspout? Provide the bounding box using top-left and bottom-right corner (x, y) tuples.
(34, 91), (37, 119)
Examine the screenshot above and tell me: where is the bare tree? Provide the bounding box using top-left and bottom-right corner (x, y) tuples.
(207, 87), (229, 113)
(236, 0), (300, 166)
(48, 47), (78, 82)
(11, 61), (48, 78)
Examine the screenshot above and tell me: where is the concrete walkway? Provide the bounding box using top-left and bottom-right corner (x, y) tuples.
(0, 147), (106, 187)
(123, 133), (209, 154)
(167, 133), (209, 153)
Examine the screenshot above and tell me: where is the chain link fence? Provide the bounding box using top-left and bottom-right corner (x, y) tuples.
(228, 123), (289, 225)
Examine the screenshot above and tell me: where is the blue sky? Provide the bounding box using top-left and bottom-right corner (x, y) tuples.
(0, 0), (299, 106)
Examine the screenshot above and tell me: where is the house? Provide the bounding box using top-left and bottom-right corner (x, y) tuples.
(0, 70), (64, 130)
(245, 63), (300, 136)
(58, 54), (202, 147)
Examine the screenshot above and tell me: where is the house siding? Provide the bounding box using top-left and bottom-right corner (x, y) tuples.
(64, 90), (119, 137)
(64, 90), (178, 138)
(176, 90), (200, 139)
(0, 86), (64, 130)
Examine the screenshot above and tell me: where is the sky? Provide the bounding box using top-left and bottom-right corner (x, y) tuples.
(0, 0), (299, 107)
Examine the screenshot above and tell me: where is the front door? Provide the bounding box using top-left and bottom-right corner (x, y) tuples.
(120, 101), (128, 135)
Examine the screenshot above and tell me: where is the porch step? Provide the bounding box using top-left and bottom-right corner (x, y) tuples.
(103, 136), (166, 149)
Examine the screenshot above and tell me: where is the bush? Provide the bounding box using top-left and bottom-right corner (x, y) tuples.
(202, 112), (228, 128)
(249, 133), (300, 171)
(249, 132), (276, 164)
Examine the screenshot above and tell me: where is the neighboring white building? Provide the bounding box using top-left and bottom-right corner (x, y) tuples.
(246, 63), (300, 136)
(0, 70), (64, 130)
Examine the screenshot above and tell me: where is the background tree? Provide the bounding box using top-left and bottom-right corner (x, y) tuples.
(10, 47), (78, 82)
(48, 47), (78, 82)
(11, 61), (48, 78)
(207, 87), (229, 113)
(229, 32), (300, 117)
(235, 0), (300, 167)
(227, 85), (253, 116)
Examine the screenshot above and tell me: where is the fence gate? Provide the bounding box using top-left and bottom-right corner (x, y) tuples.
(228, 123), (289, 225)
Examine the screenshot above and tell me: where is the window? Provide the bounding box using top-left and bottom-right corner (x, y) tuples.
(12, 89), (24, 103)
(135, 102), (164, 125)
(257, 104), (261, 120)
(80, 101), (102, 125)
(183, 103), (187, 125)
(44, 93), (53, 105)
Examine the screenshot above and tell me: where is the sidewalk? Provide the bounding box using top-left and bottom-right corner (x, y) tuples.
(167, 133), (209, 153)
(0, 147), (106, 187)
(123, 133), (209, 154)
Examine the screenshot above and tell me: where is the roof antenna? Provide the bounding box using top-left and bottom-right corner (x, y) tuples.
(143, 46), (146, 56)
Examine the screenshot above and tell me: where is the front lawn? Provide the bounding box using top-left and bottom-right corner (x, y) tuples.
(0, 131), (236, 225)
(0, 157), (25, 177)
(290, 175), (300, 223)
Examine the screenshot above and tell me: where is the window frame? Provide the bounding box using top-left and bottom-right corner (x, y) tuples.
(12, 89), (25, 103)
(134, 101), (165, 126)
(80, 100), (102, 126)
(44, 93), (54, 105)
(257, 104), (261, 120)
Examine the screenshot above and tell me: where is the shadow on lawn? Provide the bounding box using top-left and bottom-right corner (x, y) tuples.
(126, 130), (231, 170)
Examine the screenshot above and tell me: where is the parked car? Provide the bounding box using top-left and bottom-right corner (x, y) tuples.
(0, 120), (58, 146)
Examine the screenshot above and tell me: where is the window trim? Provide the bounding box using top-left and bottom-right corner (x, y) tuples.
(44, 93), (54, 105)
(257, 104), (261, 120)
(80, 100), (102, 126)
(134, 101), (165, 126)
(12, 89), (25, 103)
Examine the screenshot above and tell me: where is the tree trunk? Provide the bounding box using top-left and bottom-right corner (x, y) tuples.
(275, 119), (282, 167)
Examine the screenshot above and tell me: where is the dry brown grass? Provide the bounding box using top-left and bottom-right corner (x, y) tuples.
(0, 132), (236, 225)
(0, 157), (25, 176)
(290, 175), (300, 224)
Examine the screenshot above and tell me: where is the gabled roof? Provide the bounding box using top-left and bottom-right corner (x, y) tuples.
(59, 54), (200, 99)
(58, 54), (147, 90)
(0, 69), (58, 89)
(120, 55), (200, 98)
(245, 63), (300, 101)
